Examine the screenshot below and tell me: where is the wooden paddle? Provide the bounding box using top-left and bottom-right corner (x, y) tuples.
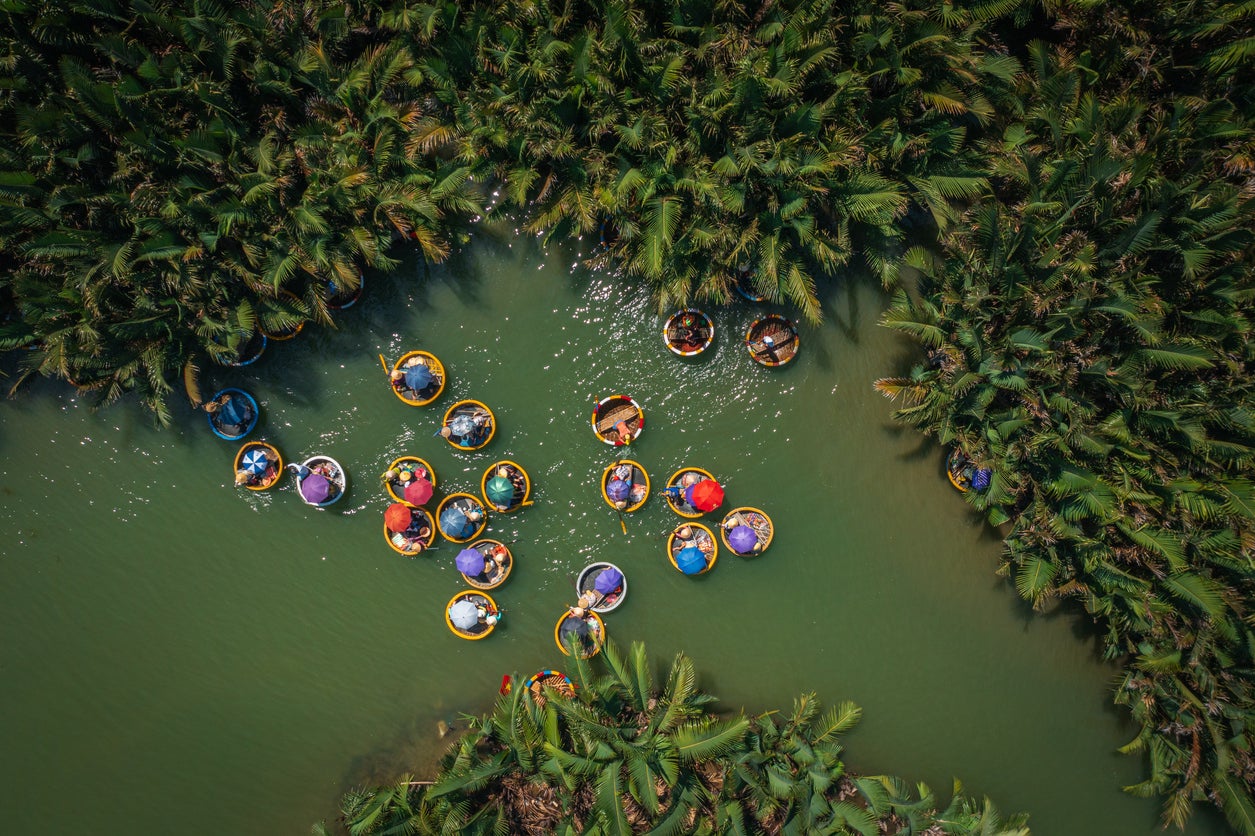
(378, 353), (389, 374)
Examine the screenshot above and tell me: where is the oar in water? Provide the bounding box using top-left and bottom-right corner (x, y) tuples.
(378, 353), (389, 374)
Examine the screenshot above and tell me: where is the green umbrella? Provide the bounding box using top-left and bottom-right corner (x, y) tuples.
(486, 475), (514, 506)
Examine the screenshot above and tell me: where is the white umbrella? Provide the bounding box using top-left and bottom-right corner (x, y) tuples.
(449, 599), (479, 630)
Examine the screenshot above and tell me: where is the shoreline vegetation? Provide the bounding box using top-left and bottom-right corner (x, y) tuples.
(312, 641), (1030, 836)
(1, 0), (1252, 831)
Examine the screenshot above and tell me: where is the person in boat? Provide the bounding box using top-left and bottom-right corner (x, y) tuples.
(753, 334), (779, 362)
(402, 524), (432, 553)
(235, 469), (253, 487)
(464, 505), (485, 524)
(503, 466), (526, 496)
(614, 419), (633, 444)
(205, 392), (254, 434)
(629, 481), (648, 505)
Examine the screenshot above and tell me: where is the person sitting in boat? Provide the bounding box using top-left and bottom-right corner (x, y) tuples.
(629, 481), (648, 504)
(235, 469), (254, 487)
(402, 525), (432, 553)
(754, 334), (779, 362)
(389, 368), (408, 393)
(464, 505), (485, 524)
(205, 392), (254, 435)
(614, 420), (633, 444)
(660, 485), (682, 501)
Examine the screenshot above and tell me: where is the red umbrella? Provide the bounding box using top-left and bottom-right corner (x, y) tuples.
(686, 479), (724, 512)
(385, 502), (412, 533)
(404, 477), (433, 506)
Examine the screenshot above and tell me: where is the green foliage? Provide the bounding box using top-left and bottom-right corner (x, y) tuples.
(318, 641), (1026, 835)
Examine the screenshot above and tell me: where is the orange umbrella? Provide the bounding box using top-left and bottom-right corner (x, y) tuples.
(385, 502), (412, 533)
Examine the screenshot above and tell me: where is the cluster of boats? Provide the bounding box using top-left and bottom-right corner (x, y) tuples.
(660, 280), (801, 367)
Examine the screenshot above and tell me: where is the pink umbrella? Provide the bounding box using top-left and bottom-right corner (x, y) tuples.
(404, 478), (433, 505)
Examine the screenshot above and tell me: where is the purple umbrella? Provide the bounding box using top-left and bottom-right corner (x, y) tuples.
(594, 566), (623, 593)
(456, 548), (486, 576)
(606, 478), (631, 501)
(728, 525), (758, 554)
(300, 472), (331, 503)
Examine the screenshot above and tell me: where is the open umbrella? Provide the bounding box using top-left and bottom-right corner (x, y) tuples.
(404, 364), (433, 391)
(728, 524), (758, 554)
(594, 566), (624, 593)
(675, 546), (707, 575)
(456, 548), (486, 576)
(440, 506), (472, 539)
(606, 478), (631, 502)
(385, 503), (412, 533)
(685, 479), (724, 512)
(300, 473), (331, 504)
(241, 448), (269, 475)
(449, 413), (476, 437)
(404, 478), (433, 506)
(559, 616), (592, 648)
(448, 599), (479, 630)
(219, 396), (249, 427)
(485, 476), (514, 506)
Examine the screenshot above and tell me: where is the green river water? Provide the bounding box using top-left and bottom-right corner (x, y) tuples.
(0, 227), (1231, 835)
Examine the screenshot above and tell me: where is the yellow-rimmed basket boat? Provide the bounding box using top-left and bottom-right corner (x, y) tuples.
(601, 459), (650, 512)
(436, 492), (488, 543)
(459, 539), (513, 590)
(382, 456), (437, 503)
(445, 590), (500, 641)
(554, 609), (605, 658)
(947, 448), (972, 492)
(667, 522), (719, 576)
(390, 350), (446, 406)
(481, 460), (531, 513)
(591, 394), (643, 446)
(383, 504), (436, 556)
(719, 507), (774, 557)
(233, 441), (283, 491)
(663, 308), (715, 356)
(745, 314), (799, 367)
(663, 466), (717, 518)
(441, 399), (495, 450)
(523, 670), (576, 706)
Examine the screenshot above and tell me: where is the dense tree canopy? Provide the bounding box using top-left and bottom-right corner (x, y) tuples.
(3, 1), (1255, 830)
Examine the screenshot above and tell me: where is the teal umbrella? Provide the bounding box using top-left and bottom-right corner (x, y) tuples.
(486, 475), (514, 506)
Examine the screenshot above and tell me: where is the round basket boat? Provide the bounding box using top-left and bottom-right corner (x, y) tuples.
(481, 460), (531, 513)
(233, 441), (283, 491)
(441, 400), (495, 450)
(947, 448), (972, 492)
(288, 455), (347, 507)
(523, 670), (576, 705)
(390, 351), (446, 407)
(435, 492), (488, 543)
(459, 539), (513, 590)
(206, 388), (259, 441)
(601, 459), (650, 513)
(591, 394), (643, 446)
(745, 314), (799, 367)
(326, 272), (364, 310)
(574, 562), (627, 613)
(214, 330), (267, 367)
(733, 268), (768, 302)
(446, 590), (501, 641)
(384, 504), (436, 556)
(382, 456), (437, 503)
(663, 467), (720, 518)
(259, 290), (305, 341)
(554, 610), (606, 658)
(667, 522), (719, 576)
(719, 507), (774, 557)
(663, 308), (715, 357)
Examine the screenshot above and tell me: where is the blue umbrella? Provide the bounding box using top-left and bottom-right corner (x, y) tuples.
(449, 599), (479, 630)
(404, 364), (433, 390)
(440, 506), (473, 538)
(456, 548), (486, 576)
(606, 478), (631, 501)
(594, 566), (623, 593)
(728, 525), (758, 554)
(219, 396), (248, 427)
(972, 469), (991, 492)
(241, 448), (269, 476)
(450, 413), (476, 437)
(675, 546), (707, 575)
